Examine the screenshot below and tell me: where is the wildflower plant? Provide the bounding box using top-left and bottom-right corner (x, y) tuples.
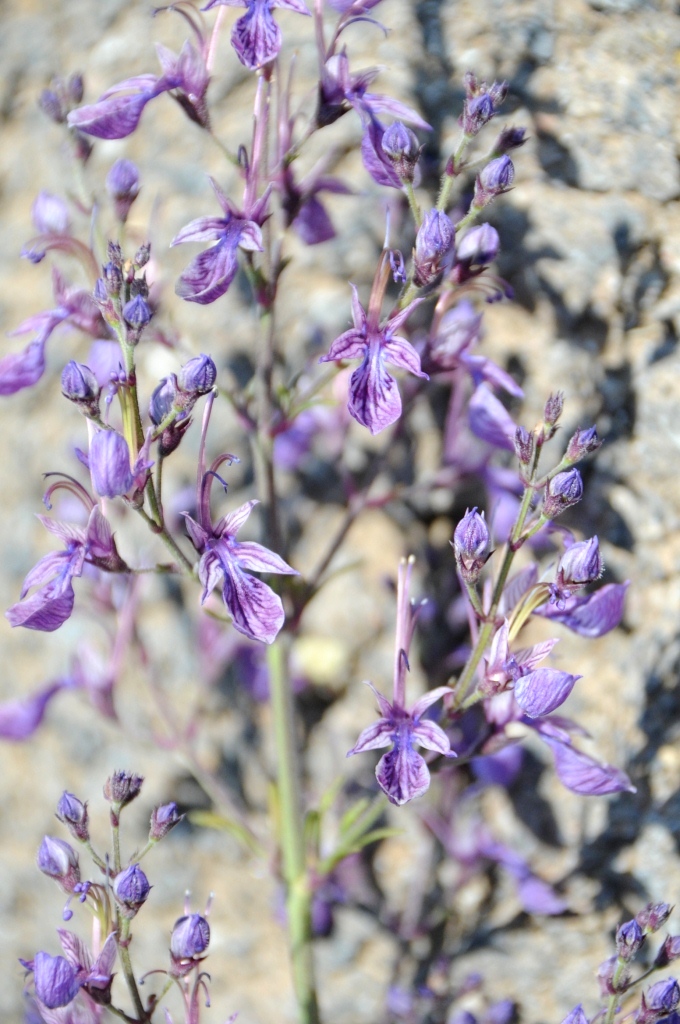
(1, 2), (637, 1022)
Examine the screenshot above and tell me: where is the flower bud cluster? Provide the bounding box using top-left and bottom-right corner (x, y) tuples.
(93, 239), (153, 345)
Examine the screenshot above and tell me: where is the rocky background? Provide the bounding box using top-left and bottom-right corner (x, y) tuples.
(1, 0), (680, 1022)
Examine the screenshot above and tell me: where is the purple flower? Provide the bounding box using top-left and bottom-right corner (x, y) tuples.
(37, 837), (81, 892)
(170, 913), (211, 975)
(617, 919), (645, 961)
(150, 802), (183, 840)
(474, 155), (515, 206)
(560, 1008), (589, 1024)
(457, 224), (500, 265)
(104, 770), (144, 807)
(90, 430), (134, 498)
(453, 507), (489, 583)
(171, 178), (265, 304)
(566, 425), (602, 462)
(514, 668), (581, 718)
(381, 121), (420, 183)
(460, 75), (507, 136)
(551, 537), (604, 603)
(468, 383), (518, 450)
(3, 270), (103, 396)
(638, 980), (680, 1023)
(537, 581), (629, 637)
(113, 863), (151, 916)
(482, 619), (578, 717)
(185, 496), (297, 644)
(543, 468), (584, 518)
(319, 258), (427, 434)
(106, 159), (140, 221)
(6, 505), (124, 632)
(203, 0), (310, 70)
(32, 192), (71, 237)
(155, 39), (211, 128)
(347, 558), (456, 804)
(413, 210), (455, 287)
(33, 952), (80, 1010)
(0, 681), (65, 740)
(56, 792), (89, 843)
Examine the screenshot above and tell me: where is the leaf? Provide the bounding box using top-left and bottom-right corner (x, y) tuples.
(187, 809), (261, 854)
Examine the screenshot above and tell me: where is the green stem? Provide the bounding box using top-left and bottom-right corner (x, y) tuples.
(437, 134), (473, 211)
(268, 639), (320, 1024)
(404, 182), (422, 227)
(118, 918), (147, 1022)
(603, 958), (628, 1024)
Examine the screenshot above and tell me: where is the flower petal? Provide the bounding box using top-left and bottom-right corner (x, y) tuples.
(67, 89), (157, 139)
(233, 541), (298, 575)
(376, 744), (430, 805)
(293, 197), (335, 246)
(0, 339), (46, 395)
(217, 499), (258, 538)
(176, 238), (238, 304)
(542, 735), (635, 796)
(231, 3), (282, 69)
(468, 383), (517, 451)
(348, 348), (401, 434)
(197, 550), (224, 602)
(222, 563), (285, 644)
(536, 582), (629, 637)
(365, 680), (394, 719)
(319, 328), (367, 364)
(382, 335), (428, 378)
(409, 685), (453, 719)
(6, 577), (76, 632)
(514, 669), (581, 718)
(411, 718), (455, 756)
(0, 682), (64, 740)
(347, 718), (393, 755)
(171, 217), (228, 246)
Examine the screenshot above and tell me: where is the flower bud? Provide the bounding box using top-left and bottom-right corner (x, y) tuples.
(68, 73), (84, 105)
(178, 354), (217, 397)
(122, 295), (152, 344)
(32, 192), (71, 236)
(542, 469), (583, 519)
(597, 955), (629, 997)
(457, 224), (500, 266)
(37, 836), (80, 893)
(90, 430), (134, 499)
(493, 125), (527, 155)
(544, 391), (564, 427)
(514, 425), (534, 466)
(453, 508), (490, 584)
(616, 919), (645, 961)
(56, 791), (89, 843)
(113, 864), (151, 917)
(106, 159), (140, 223)
(460, 78), (507, 136)
(380, 121), (420, 183)
(637, 979), (680, 1024)
(565, 426), (601, 463)
(61, 361), (100, 416)
(150, 378), (176, 426)
(474, 156), (514, 207)
(104, 770), (144, 808)
(39, 89), (66, 123)
(655, 936), (680, 969)
(637, 903), (673, 933)
(557, 538), (603, 588)
(134, 243), (151, 268)
(33, 952), (81, 1010)
(150, 802), (183, 841)
(170, 913), (211, 975)
(413, 210), (455, 287)
(102, 261), (123, 298)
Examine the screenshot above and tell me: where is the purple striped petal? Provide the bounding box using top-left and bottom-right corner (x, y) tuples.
(376, 744), (430, 805)
(171, 217), (229, 246)
(348, 348), (401, 434)
(319, 329), (367, 363)
(176, 237), (239, 304)
(514, 669), (581, 718)
(536, 582), (629, 637)
(543, 736), (635, 795)
(222, 563), (285, 644)
(6, 577), (76, 632)
(20, 551), (72, 596)
(382, 336), (428, 377)
(347, 718), (393, 755)
(231, 3), (282, 69)
(67, 89), (157, 140)
(217, 499), (258, 538)
(410, 685), (453, 719)
(233, 541), (298, 575)
(197, 550), (224, 602)
(411, 719), (455, 756)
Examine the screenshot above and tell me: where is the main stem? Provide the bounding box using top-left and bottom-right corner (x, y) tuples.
(268, 639), (320, 1024)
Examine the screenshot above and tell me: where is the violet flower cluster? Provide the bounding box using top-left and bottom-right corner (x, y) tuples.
(22, 772), (232, 1024)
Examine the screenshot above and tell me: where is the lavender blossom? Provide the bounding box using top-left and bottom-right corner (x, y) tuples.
(474, 156), (515, 207)
(543, 468), (584, 518)
(104, 770), (144, 807)
(56, 792), (90, 843)
(0, 681), (66, 740)
(106, 159), (140, 222)
(380, 121), (420, 183)
(37, 837), (80, 892)
(468, 383), (518, 450)
(637, 979), (680, 1023)
(453, 508), (489, 584)
(31, 192), (71, 237)
(457, 224), (500, 266)
(537, 581), (629, 637)
(171, 177), (266, 304)
(413, 210), (455, 287)
(540, 732), (635, 795)
(150, 802), (183, 840)
(617, 919), (645, 961)
(32, 952), (80, 1010)
(203, 0), (310, 70)
(460, 75), (507, 136)
(566, 425), (602, 462)
(170, 913), (211, 976)
(113, 863), (151, 916)
(347, 558), (455, 804)
(551, 537), (604, 603)
(319, 256), (427, 434)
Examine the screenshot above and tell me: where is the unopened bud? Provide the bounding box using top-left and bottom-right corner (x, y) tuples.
(61, 361), (100, 416)
(56, 792), (89, 843)
(457, 223), (500, 266)
(637, 903), (673, 934)
(122, 295), (152, 343)
(413, 210), (455, 287)
(113, 864), (151, 917)
(150, 803), (183, 841)
(565, 426), (601, 463)
(134, 243), (151, 268)
(104, 770), (144, 808)
(178, 354), (217, 397)
(493, 125), (527, 155)
(381, 121), (420, 183)
(37, 836), (80, 893)
(474, 156), (514, 207)
(106, 159), (140, 223)
(170, 913), (211, 975)
(543, 469), (583, 519)
(544, 391), (564, 427)
(514, 425), (534, 466)
(654, 936), (680, 969)
(637, 979), (680, 1024)
(616, 919), (645, 961)
(556, 537), (603, 588)
(453, 507), (490, 583)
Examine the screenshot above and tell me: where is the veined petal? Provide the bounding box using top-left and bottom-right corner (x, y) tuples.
(536, 582), (629, 637)
(364, 680), (394, 719)
(542, 736), (635, 796)
(515, 637), (560, 672)
(376, 744), (430, 805)
(460, 353), (524, 398)
(20, 551), (72, 597)
(222, 563), (285, 643)
(197, 550), (224, 602)
(0, 339), (46, 395)
(382, 335), (428, 378)
(67, 89), (157, 140)
(347, 718), (393, 755)
(233, 541), (298, 575)
(349, 284), (367, 332)
(217, 499), (258, 538)
(360, 123), (401, 188)
(411, 718), (455, 757)
(362, 92), (431, 131)
(514, 669), (581, 718)
(36, 516), (87, 547)
(293, 197), (335, 246)
(176, 238), (239, 304)
(231, 3), (282, 70)
(383, 296), (423, 335)
(270, 0), (310, 12)
(183, 513), (210, 552)
(348, 347), (401, 434)
(171, 217), (228, 246)
(410, 685), (453, 719)
(237, 221), (264, 252)
(6, 577), (76, 632)
(0, 682), (64, 740)
(319, 328), (367, 363)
